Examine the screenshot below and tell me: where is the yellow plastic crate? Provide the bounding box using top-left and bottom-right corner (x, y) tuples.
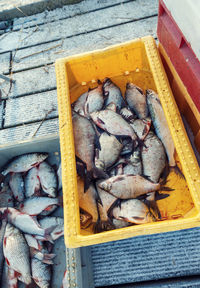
(55, 36), (200, 248)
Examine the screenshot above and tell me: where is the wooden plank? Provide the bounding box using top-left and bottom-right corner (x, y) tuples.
(5, 64), (56, 99)
(13, 0), (132, 30)
(0, 0), (158, 53)
(4, 89), (58, 127)
(12, 16), (157, 72)
(0, 118), (59, 144)
(91, 228), (200, 287)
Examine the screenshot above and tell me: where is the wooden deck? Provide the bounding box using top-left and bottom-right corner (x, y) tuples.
(0, 0), (200, 287)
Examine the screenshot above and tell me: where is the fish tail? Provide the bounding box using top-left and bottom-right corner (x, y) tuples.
(43, 226), (56, 243)
(159, 186), (175, 192)
(170, 165), (185, 179)
(155, 191), (170, 200)
(94, 219), (115, 233)
(144, 199), (161, 220)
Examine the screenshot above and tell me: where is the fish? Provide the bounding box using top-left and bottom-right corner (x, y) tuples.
(1, 153), (48, 176)
(72, 111), (105, 190)
(130, 117), (151, 141)
(125, 83), (148, 119)
(95, 132), (123, 171)
(3, 223), (31, 285)
(0, 207), (53, 237)
(98, 174), (167, 199)
(38, 217), (64, 241)
(103, 78), (125, 110)
(112, 218), (132, 229)
(30, 248), (56, 265)
(95, 180), (117, 232)
(120, 138), (133, 156)
(25, 167), (41, 198)
(79, 182), (99, 225)
(0, 220), (7, 281)
(146, 89), (183, 177)
(120, 107), (136, 123)
(38, 162), (57, 198)
(0, 184), (14, 208)
(40, 205), (58, 216)
(84, 81), (104, 115)
(18, 197), (61, 216)
(123, 147), (142, 175)
(112, 199), (154, 224)
(9, 173), (25, 202)
(72, 91), (87, 116)
(90, 110), (138, 144)
(57, 163), (62, 191)
(142, 131), (166, 183)
(31, 258), (51, 288)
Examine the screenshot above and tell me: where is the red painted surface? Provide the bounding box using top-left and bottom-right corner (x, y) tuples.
(157, 0), (200, 112)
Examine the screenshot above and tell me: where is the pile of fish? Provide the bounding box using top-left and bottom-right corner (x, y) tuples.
(72, 78), (183, 232)
(0, 153), (64, 287)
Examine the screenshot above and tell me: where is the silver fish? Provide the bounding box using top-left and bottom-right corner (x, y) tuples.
(2, 263), (18, 288)
(84, 82), (104, 115)
(98, 174), (161, 199)
(40, 205), (58, 216)
(146, 90), (176, 168)
(57, 163), (62, 191)
(25, 166), (41, 198)
(130, 117), (151, 141)
(38, 162), (57, 198)
(90, 110), (138, 143)
(18, 197), (60, 216)
(32, 258), (51, 288)
(3, 223), (31, 285)
(0, 207), (52, 237)
(112, 199), (154, 224)
(95, 132), (123, 171)
(103, 78), (125, 110)
(72, 111), (96, 173)
(125, 83), (148, 119)
(72, 91), (87, 116)
(142, 131), (166, 183)
(39, 217), (64, 241)
(2, 153), (48, 176)
(96, 180), (116, 232)
(9, 173), (25, 202)
(120, 107), (136, 123)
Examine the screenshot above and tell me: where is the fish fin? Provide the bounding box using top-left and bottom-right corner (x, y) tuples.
(92, 167), (108, 180)
(94, 219), (115, 233)
(144, 199), (161, 220)
(84, 170), (94, 192)
(42, 259), (54, 265)
(118, 216), (130, 222)
(95, 134), (101, 151)
(160, 163), (170, 185)
(160, 186), (175, 192)
(170, 165), (185, 179)
(155, 191), (170, 200)
(43, 253), (56, 261)
(136, 86), (143, 94)
(0, 173), (5, 184)
(97, 79), (102, 85)
(107, 198), (121, 219)
(44, 226), (56, 243)
(93, 182), (103, 206)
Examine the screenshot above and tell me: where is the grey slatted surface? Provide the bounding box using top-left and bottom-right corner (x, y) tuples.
(0, 0), (157, 53)
(13, 0), (132, 30)
(12, 16), (157, 72)
(0, 51), (11, 74)
(91, 228), (200, 287)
